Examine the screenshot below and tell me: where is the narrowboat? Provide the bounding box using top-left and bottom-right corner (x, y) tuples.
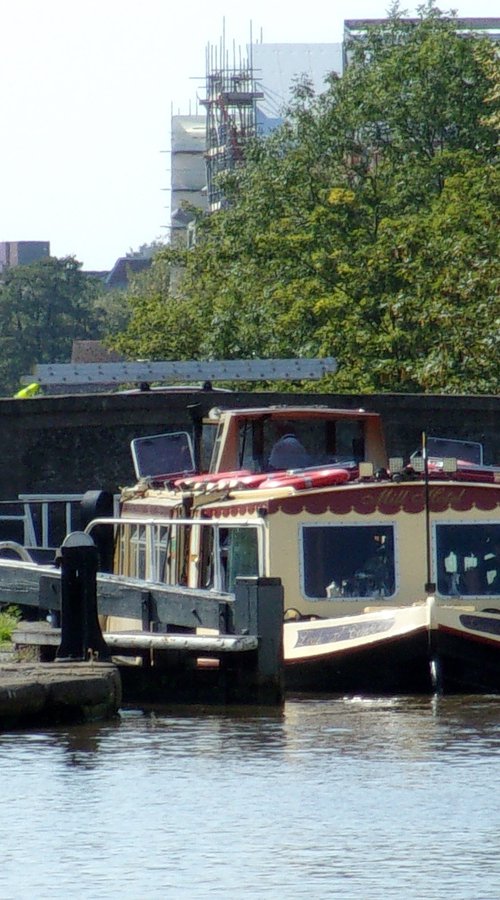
(86, 406), (500, 694)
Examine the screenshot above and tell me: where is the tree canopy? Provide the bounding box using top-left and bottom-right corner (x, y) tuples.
(0, 256), (104, 395)
(112, 8), (500, 393)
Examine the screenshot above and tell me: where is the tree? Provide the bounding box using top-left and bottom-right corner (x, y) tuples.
(112, 8), (500, 393)
(111, 250), (208, 360)
(314, 160), (500, 392)
(0, 256), (104, 395)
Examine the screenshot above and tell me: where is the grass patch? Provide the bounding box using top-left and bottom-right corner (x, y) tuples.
(0, 606), (21, 645)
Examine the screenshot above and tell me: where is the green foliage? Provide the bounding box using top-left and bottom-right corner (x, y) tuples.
(0, 256), (105, 395)
(93, 288), (132, 337)
(311, 158), (500, 393)
(112, 8), (500, 394)
(111, 251), (208, 359)
(0, 606), (21, 645)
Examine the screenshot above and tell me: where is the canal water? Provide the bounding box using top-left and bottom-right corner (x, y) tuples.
(2, 694), (500, 899)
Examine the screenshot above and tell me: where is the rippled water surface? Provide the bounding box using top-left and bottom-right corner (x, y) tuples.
(3, 694), (500, 899)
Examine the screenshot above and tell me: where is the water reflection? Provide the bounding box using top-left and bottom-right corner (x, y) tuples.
(3, 693), (500, 767)
(2, 696), (500, 898)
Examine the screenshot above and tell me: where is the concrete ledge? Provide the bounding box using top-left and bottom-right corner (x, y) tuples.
(13, 621), (61, 648)
(0, 661), (121, 729)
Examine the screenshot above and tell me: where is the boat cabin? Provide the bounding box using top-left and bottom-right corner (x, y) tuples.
(130, 405), (388, 484)
(207, 406), (388, 475)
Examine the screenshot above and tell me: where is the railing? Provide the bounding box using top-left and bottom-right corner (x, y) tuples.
(18, 494), (84, 549)
(0, 502), (38, 547)
(0, 494), (119, 556)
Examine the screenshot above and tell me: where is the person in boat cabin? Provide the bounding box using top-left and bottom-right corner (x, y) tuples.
(268, 430), (311, 470)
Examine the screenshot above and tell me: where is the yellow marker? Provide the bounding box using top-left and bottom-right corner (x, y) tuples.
(14, 382), (42, 398)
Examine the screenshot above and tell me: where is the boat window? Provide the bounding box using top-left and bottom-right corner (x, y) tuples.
(238, 418), (365, 473)
(220, 527), (260, 594)
(195, 524), (261, 592)
(128, 523), (147, 580)
(131, 431), (195, 480)
(209, 422), (225, 471)
(113, 522), (186, 584)
(155, 524), (185, 585)
(114, 522), (143, 579)
(435, 523), (500, 596)
(301, 524), (396, 600)
(201, 421), (217, 471)
(199, 525), (215, 589)
(113, 520), (261, 591)
(113, 523), (127, 576)
(412, 437), (483, 466)
(238, 421), (255, 470)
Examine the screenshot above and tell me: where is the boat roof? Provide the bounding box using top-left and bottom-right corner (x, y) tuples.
(212, 405), (380, 420)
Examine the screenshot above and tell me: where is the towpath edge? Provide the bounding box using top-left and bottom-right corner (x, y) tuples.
(0, 661), (121, 729)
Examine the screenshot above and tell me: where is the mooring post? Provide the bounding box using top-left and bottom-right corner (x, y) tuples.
(56, 532), (110, 661)
(80, 490), (115, 572)
(230, 577), (284, 705)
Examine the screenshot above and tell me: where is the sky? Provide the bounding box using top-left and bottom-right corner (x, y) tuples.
(1, 0), (498, 272)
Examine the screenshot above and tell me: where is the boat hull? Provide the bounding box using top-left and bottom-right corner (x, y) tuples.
(283, 606), (431, 694)
(433, 606), (500, 693)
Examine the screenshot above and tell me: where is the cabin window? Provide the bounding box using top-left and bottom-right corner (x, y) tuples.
(113, 520), (261, 590)
(201, 422), (217, 471)
(301, 524), (396, 600)
(220, 527), (260, 593)
(237, 418), (365, 473)
(199, 526), (216, 589)
(435, 523), (500, 596)
(131, 431), (195, 480)
(113, 522), (186, 584)
(128, 523), (147, 580)
(156, 524), (186, 585)
(197, 525), (261, 593)
(237, 421), (259, 471)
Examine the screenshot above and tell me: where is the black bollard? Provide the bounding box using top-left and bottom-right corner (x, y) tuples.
(80, 490), (115, 572)
(56, 532), (110, 661)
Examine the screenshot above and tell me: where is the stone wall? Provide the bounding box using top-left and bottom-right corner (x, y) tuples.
(0, 390), (498, 500)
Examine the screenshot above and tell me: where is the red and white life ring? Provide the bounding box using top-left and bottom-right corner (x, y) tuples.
(174, 469), (253, 489)
(259, 467), (350, 490)
(232, 472), (270, 488)
(174, 469), (277, 492)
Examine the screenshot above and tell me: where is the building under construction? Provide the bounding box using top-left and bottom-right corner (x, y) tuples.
(200, 32), (264, 212)
(169, 36), (339, 243)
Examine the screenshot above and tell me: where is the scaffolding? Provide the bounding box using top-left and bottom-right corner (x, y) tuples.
(201, 25), (263, 211)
